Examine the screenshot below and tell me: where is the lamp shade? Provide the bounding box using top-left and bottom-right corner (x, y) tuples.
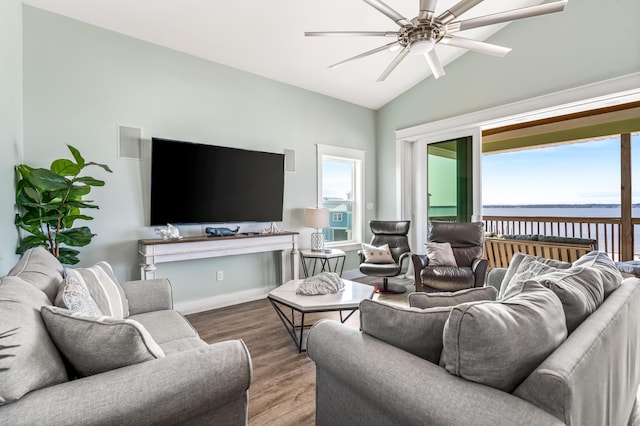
(304, 208), (329, 229)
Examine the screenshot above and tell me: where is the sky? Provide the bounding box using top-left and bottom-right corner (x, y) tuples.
(482, 134), (640, 205)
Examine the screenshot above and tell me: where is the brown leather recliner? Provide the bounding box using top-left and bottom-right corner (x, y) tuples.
(358, 220), (411, 294)
(412, 221), (488, 293)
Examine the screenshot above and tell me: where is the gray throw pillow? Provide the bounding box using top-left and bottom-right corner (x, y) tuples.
(532, 265), (605, 333)
(41, 306), (165, 377)
(59, 272), (103, 316)
(359, 299), (451, 363)
(0, 276), (68, 405)
(499, 252), (571, 298)
(408, 287), (497, 309)
(58, 262), (129, 319)
(441, 281), (567, 393)
(501, 260), (559, 300)
(8, 246), (64, 304)
(426, 242), (458, 266)
(572, 251), (622, 298)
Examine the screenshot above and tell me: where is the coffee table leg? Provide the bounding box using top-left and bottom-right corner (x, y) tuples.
(298, 312), (305, 352)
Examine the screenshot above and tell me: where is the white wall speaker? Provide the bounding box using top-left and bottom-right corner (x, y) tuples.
(284, 149), (296, 173)
(118, 125), (143, 160)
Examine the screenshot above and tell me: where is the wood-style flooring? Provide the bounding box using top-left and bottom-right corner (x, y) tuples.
(185, 277), (412, 426)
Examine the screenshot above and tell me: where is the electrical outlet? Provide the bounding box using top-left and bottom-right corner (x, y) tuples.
(216, 270), (224, 281)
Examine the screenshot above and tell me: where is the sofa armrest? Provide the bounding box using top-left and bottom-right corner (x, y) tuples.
(487, 268), (508, 292)
(307, 320), (562, 426)
(121, 278), (173, 315)
(0, 339), (252, 426)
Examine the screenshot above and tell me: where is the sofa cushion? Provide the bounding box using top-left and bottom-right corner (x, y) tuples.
(59, 262), (129, 319)
(359, 299), (451, 363)
(0, 276), (68, 405)
(441, 281), (567, 392)
(408, 286), (498, 309)
(498, 252), (571, 298)
(533, 266), (605, 333)
(361, 243), (394, 264)
(8, 246), (64, 304)
(425, 242), (457, 266)
(572, 251), (622, 298)
(41, 306), (165, 377)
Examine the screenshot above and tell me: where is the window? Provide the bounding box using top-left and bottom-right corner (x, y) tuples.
(316, 144), (365, 247)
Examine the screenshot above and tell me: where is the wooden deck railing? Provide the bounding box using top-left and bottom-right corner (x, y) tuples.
(482, 215), (640, 261)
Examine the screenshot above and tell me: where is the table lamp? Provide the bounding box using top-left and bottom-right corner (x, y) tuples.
(304, 207), (330, 252)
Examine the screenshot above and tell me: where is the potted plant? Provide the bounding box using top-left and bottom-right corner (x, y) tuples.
(15, 145), (112, 265)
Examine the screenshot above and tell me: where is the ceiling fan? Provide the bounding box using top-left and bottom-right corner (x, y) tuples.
(305, 0), (568, 81)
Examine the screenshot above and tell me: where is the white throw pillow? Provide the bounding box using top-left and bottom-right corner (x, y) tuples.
(361, 243), (395, 264)
(61, 262), (129, 319)
(59, 272), (103, 316)
(425, 242), (457, 266)
(41, 306), (165, 377)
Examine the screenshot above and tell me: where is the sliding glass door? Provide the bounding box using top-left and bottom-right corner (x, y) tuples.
(427, 137), (473, 222)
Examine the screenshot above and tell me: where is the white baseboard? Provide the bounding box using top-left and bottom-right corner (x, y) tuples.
(174, 287), (272, 315)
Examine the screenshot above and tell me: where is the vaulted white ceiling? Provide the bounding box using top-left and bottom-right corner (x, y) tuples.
(22, 0), (547, 109)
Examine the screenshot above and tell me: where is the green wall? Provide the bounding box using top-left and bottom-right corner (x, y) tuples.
(375, 0), (640, 219)
(0, 0), (22, 273)
(21, 6), (376, 307)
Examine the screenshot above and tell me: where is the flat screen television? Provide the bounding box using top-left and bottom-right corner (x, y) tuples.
(150, 137), (285, 226)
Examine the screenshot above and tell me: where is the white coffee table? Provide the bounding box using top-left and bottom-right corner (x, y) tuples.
(268, 279), (375, 352)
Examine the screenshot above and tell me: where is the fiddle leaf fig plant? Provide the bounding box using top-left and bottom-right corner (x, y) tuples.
(15, 145), (112, 265)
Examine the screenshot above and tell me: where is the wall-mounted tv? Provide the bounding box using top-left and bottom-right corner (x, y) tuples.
(150, 137), (285, 226)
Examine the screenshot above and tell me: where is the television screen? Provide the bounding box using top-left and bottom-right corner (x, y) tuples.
(150, 138), (285, 226)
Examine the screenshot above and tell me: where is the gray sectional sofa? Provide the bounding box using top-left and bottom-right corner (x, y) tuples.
(0, 247), (252, 425)
(308, 251), (640, 426)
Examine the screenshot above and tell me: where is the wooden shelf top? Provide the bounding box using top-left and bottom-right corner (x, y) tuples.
(139, 231), (299, 245)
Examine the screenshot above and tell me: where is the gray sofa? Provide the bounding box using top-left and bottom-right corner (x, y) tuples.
(0, 247), (252, 425)
(307, 251), (640, 426)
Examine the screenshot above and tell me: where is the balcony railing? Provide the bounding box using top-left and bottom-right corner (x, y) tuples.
(482, 215), (640, 261)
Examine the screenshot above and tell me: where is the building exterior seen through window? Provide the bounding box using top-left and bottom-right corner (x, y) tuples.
(317, 145), (364, 246)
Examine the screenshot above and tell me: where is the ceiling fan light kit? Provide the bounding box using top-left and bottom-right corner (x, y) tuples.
(306, 0), (568, 81)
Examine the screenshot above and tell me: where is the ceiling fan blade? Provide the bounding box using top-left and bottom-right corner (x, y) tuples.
(377, 46), (410, 82)
(329, 42), (400, 69)
(437, 0), (483, 25)
(305, 31), (399, 37)
(440, 35), (511, 56)
(449, 0), (568, 32)
(363, 0), (413, 27)
(419, 0), (439, 21)
(424, 49), (445, 79)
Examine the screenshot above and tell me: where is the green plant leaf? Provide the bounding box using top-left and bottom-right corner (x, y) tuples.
(62, 214), (94, 229)
(85, 161), (113, 173)
(57, 227), (95, 247)
(74, 176), (106, 186)
(65, 200), (99, 209)
(67, 185), (92, 198)
(67, 145), (85, 168)
(16, 237), (49, 255)
(29, 169), (70, 191)
(51, 159), (81, 177)
(58, 247), (81, 265)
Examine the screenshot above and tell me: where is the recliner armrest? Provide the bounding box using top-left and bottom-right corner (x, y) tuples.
(471, 258), (489, 287)
(357, 249), (365, 264)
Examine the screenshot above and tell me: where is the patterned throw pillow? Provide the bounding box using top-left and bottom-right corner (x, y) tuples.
(41, 306), (165, 377)
(361, 243), (395, 264)
(61, 262), (129, 319)
(425, 242), (457, 266)
(59, 272), (103, 316)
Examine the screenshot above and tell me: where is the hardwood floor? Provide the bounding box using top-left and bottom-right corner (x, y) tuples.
(187, 299), (347, 425)
(186, 278), (412, 425)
